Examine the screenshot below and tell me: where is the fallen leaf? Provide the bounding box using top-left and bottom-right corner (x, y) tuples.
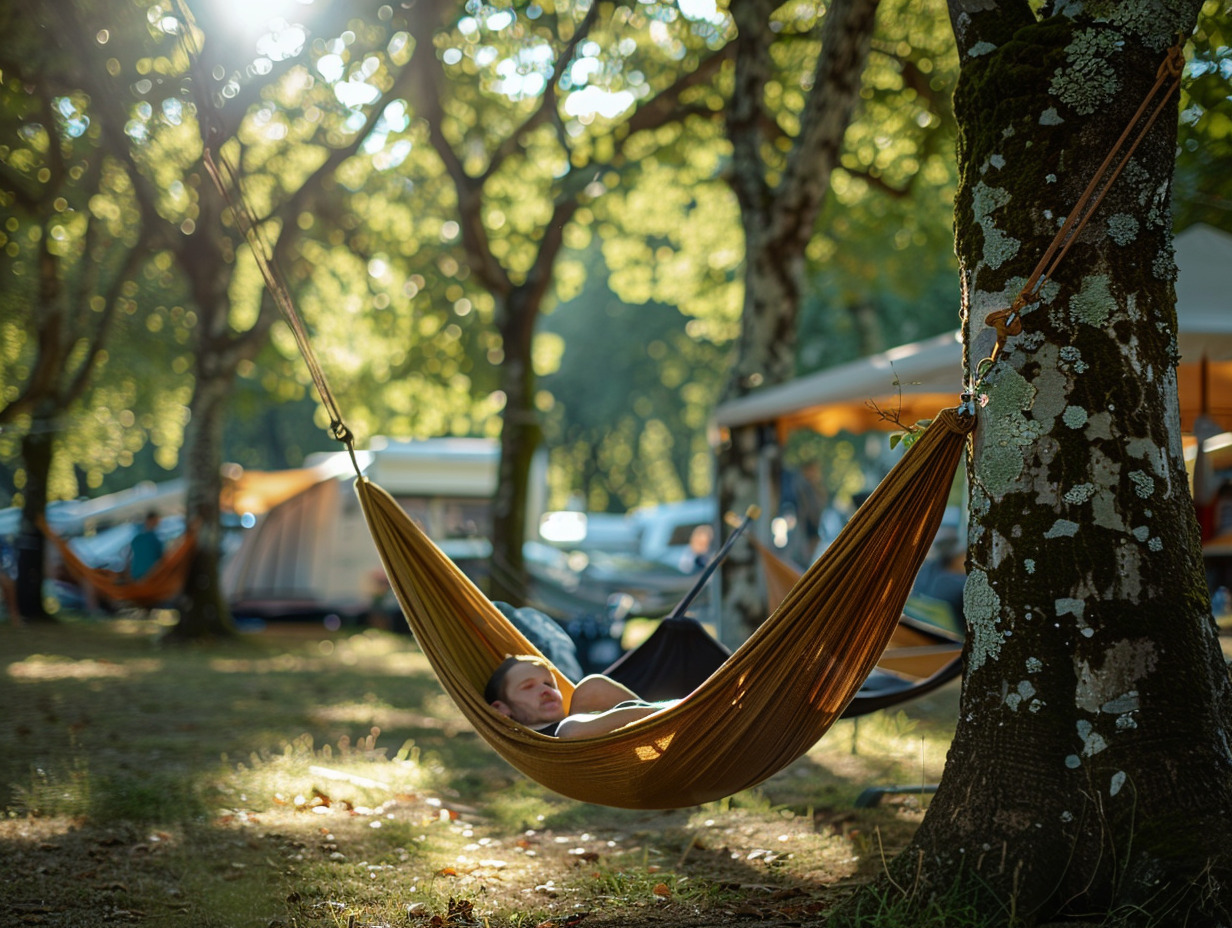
(652, 883), (671, 897)
(437, 867), (458, 877)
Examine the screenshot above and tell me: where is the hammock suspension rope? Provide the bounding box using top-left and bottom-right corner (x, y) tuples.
(972, 42), (1186, 393)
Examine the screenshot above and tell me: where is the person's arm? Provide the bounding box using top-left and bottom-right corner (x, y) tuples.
(567, 674), (640, 715)
(555, 703), (667, 739)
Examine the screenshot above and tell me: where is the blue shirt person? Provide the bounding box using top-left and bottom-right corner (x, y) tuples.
(129, 512), (164, 580)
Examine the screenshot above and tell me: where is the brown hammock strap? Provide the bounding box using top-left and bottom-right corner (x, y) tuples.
(976, 42), (1185, 386)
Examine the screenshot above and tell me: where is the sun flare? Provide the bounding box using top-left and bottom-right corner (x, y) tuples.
(204, 0), (313, 41)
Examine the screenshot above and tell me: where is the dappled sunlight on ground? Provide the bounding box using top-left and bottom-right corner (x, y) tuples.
(209, 653), (333, 674)
(310, 702), (473, 736)
(6, 655), (164, 681)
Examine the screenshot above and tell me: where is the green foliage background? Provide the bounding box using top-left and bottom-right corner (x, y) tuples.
(0, 0), (1228, 514)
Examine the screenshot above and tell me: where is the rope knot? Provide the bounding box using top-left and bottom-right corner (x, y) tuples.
(1159, 44), (1184, 81)
(984, 307), (1023, 341)
(330, 420), (353, 445)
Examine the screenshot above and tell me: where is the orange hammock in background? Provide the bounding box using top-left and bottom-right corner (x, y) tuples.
(357, 407), (972, 810)
(39, 519), (198, 609)
(748, 533), (964, 699)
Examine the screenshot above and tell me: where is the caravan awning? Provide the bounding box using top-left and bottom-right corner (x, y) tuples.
(716, 224), (1232, 438)
(716, 332), (964, 436)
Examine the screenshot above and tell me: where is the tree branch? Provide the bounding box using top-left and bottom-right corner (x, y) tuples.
(0, 159), (42, 209)
(63, 240), (149, 406)
(523, 196), (581, 313)
(619, 44), (732, 146)
(841, 164), (914, 198)
(776, 0), (881, 243)
(405, 5), (512, 300)
(479, 0), (604, 184)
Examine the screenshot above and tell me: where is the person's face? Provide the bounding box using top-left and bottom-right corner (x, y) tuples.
(492, 662), (565, 726)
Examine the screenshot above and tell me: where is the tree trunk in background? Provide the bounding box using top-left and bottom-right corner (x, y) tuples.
(864, 4), (1232, 921)
(162, 210), (249, 641)
(718, 0), (880, 638)
(167, 350), (236, 641)
(14, 410), (54, 621)
(489, 286), (541, 604)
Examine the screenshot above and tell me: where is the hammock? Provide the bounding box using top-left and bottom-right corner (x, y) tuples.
(748, 533), (965, 708)
(599, 608), (964, 717)
(598, 528), (964, 711)
(40, 519), (197, 609)
(358, 406), (972, 809)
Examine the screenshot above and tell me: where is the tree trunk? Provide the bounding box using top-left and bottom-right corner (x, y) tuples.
(165, 356), (235, 641)
(490, 287), (541, 605)
(869, 5), (1232, 921)
(718, 0), (880, 637)
(15, 411), (54, 621)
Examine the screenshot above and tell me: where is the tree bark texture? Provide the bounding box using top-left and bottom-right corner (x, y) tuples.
(878, 4), (1232, 922)
(489, 286), (542, 604)
(719, 0), (880, 636)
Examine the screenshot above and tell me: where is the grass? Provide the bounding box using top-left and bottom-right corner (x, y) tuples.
(1, 614), (962, 927)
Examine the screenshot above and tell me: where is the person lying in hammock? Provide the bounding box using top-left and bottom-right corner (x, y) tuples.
(485, 656), (674, 738)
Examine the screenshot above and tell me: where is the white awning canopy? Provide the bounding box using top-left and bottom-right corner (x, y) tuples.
(716, 223), (1232, 437)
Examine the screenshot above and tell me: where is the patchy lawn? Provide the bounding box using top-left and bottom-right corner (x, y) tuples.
(0, 615), (959, 927)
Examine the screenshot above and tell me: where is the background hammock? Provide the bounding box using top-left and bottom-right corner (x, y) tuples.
(357, 406), (972, 809)
(748, 533), (965, 712)
(599, 525), (965, 709)
(39, 519), (197, 609)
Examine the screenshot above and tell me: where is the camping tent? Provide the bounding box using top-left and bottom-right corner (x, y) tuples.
(222, 438), (508, 621)
(715, 223), (1232, 440)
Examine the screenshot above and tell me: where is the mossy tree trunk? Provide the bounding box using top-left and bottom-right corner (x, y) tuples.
(869, 3), (1232, 922)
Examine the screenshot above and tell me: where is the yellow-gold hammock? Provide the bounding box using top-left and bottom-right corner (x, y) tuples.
(357, 407), (972, 809)
(197, 112), (974, 809)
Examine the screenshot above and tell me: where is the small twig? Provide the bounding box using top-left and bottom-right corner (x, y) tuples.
(876, 827), (908, 897)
